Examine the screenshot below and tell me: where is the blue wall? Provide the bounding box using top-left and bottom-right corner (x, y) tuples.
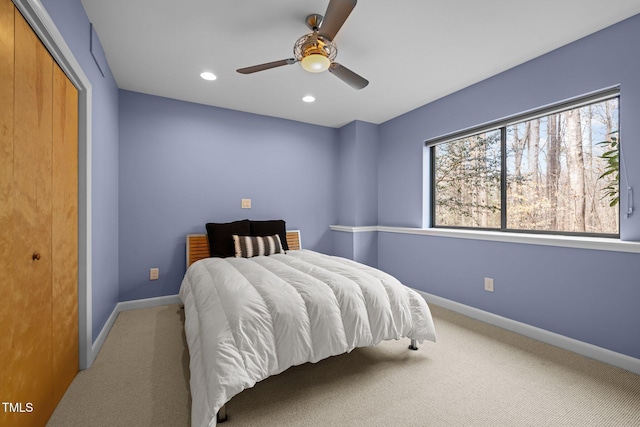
(334, 120), (379, 266)
(118, 91), (339, 300)
(337, 121), (379, 227)
(377, 14), (640, 359)
(41, 0), (120, 342)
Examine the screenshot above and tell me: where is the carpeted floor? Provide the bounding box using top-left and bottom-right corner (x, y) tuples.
(47, 303), (640, 427)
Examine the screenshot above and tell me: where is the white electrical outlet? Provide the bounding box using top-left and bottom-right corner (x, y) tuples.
(484, 277), (494, 292)
(241, 198), (251, 209)
(150, 268), (159, 281)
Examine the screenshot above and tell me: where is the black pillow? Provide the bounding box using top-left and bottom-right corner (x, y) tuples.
(206, 219), (250, 258)
(249, 220), (289, 251)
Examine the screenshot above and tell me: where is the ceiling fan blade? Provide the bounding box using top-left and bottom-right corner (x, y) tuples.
(328, 63), (368, 90)
(319, 0), (357, 41)
(236, 58), (296, 74)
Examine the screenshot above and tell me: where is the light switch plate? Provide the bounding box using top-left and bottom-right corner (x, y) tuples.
(484, 277), (494, 292)
(241, 199), (251, 209)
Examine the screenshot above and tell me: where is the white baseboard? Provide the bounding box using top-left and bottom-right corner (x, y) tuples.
(89, 295), (182, 367)
(418, 290), (640, 376)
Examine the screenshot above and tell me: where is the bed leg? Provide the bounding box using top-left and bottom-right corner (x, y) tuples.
(408, 339), (418, 351)
(217, 404), (228, 423)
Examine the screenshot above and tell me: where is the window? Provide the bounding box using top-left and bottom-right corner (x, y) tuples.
(430, 93), (619, 237)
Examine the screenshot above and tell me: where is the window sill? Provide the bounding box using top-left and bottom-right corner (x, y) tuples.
(330, 225), (640, 254)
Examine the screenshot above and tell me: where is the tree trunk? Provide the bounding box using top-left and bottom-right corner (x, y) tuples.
(546, 116), (560, 230)
(566, 109), (586, 232)
(527, 119), (540, 195)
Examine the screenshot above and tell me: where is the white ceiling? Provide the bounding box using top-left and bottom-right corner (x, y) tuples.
(81, 0), (640, 128)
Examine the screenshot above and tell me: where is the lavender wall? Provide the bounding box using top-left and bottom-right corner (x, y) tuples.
(377, 14), (640, 359)
(41, 0), (120, 342)
(353, 121), (379, 227)
(334, 121), (379, 266)
(337, 121), (379, 226)
(338, 123), (357, 225)
(118, 91), (339, 301)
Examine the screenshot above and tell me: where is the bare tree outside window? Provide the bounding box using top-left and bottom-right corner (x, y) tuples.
(432, 97), (619, 236)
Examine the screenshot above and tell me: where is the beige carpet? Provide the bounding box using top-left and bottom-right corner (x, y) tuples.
(48, 303), (640, 427)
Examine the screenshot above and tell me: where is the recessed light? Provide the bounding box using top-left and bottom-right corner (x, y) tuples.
(200, 71), (217, 81)
(302, 95), (315, 103)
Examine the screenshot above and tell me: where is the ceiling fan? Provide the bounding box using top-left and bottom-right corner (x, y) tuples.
(236, 0), (368, 90)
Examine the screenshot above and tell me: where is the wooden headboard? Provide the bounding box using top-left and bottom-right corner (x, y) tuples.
(186, 230), (301, 268)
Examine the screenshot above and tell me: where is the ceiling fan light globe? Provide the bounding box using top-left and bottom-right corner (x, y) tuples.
(301, 54), (331, 73)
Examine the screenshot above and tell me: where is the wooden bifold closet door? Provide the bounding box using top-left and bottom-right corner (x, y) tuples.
(0, 0), (79, 425)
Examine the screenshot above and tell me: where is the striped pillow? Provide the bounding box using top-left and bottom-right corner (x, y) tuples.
(233, 234), (285, 258)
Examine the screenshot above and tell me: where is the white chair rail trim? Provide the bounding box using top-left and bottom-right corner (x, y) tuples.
(330, 225), (640, 254)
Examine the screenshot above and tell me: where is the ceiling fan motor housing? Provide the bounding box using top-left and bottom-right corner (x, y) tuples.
(294, 32), (337, 72)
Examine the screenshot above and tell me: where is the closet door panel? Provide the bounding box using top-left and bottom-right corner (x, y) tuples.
(0, 1), (16, 423)
(1, 3), (79, 424)
(11, 7), (55, 425)
(52, 62), (79, 404)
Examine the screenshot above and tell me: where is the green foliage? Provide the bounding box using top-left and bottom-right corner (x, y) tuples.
(597, 131), (619, 207)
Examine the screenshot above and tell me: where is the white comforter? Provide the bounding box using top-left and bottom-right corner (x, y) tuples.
(179, 249), (436, 427)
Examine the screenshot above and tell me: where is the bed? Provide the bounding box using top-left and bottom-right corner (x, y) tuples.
(179, 220), (437, 427)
